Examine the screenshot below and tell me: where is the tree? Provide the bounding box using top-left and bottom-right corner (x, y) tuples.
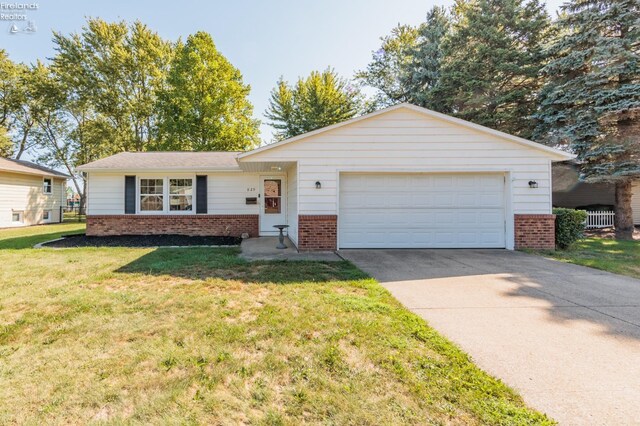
(0, 125), (12, 157)
(0, 50), (34, 159)
(535, 0), (640, 239)
(52, 19), (173, 152)
(402, 6), (451, 111)
(266, 68), (364, 140)
(435, 0), (552, 138)
(355, 25), (419, 107)
(0, 50), (20, 130)
(156, 32), (259, 151)
(27, 63), (82, 200)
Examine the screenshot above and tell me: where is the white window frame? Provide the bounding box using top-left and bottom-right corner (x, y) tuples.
(11, 211), (23, 223)
(43, 210), (52, 222)
(43, 177), (53, 195)
(136, 175), (196, 215)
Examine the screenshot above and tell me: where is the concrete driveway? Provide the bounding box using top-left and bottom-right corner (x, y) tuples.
(340, 249), (640, 425)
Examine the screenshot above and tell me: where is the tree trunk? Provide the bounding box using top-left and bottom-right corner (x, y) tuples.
(79, 178), (87, 216)
(614, 181), (635, 240)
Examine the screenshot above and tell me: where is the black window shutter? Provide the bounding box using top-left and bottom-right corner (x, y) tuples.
(196, 175), (207, 214)
(124, 176), (136, 214)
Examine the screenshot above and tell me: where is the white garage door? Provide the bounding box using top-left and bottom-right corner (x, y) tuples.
(339, 173), (506, 248)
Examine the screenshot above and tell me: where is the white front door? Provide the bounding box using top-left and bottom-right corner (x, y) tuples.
(259, 176), (286, 235)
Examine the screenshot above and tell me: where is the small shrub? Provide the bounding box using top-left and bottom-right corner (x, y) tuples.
(553, 208), (587, 249)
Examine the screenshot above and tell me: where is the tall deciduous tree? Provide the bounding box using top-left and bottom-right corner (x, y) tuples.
(535, 0), (640, 239)
(52, 19), (173, 152)
(0, 125), (12, 157)
(266, 68), (364, 140)
(435, 0), (551, 138)
(0, 50), (34, 158)
(157, 32), (259, 151)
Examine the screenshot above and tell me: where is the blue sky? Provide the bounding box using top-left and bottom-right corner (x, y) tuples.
(2, 0), (565, 144)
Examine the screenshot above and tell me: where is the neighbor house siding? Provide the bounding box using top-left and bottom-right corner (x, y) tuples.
(86, 172), (260, 216)
(239, 109), (554, 216)
(633, 182), (640, 225)
(0, 171), (65, 227)
(286, 162), (298, 245)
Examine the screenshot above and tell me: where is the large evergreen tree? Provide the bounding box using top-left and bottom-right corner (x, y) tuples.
(535, 0), (640, 239)
(355, 25), (419, 107)
(435, 0), (552, 138)
(402, 6), (451, 111)
(157, 32), (259, 151)
(265, 68), (364, 140)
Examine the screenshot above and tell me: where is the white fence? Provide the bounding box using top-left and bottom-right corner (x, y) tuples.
(585, 211), (615, 229)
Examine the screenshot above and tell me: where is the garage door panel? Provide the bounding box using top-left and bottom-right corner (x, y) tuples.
(339, 173), (505, 248)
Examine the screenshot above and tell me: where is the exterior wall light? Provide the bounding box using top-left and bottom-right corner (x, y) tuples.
(315, 181), (321, 189)
(528, 180), (538, 188)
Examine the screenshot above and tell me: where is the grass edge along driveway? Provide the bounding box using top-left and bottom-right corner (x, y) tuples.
(532, 237), (640, 280)
(0, 223), (552, 425)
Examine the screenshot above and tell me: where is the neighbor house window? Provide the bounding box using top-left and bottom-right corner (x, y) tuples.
(12, 211), (23, 223)
(43, 210), (51, 221)
(169, 179), (193, 211)
(140, 179), (164, 211)
(43, 178), (52, 194)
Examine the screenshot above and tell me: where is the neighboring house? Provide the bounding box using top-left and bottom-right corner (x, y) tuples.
(0, 157), (69, 228)
(553, 161), (640, 225)
(78, 103), (573, 250)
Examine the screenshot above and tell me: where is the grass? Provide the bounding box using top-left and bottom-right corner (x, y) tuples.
(536, 238), (640, 280)
(0, 223), (552, 425)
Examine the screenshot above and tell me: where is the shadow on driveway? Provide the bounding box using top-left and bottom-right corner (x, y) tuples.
(340, 248), (640, 424)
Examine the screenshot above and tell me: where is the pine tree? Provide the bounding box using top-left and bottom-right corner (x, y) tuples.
(355, 25), (419, 107)
(265, 68), (364, 140)
(435, 0), (552, 138)
(535, 0), (640, 239)
(402, 6), (451, 111)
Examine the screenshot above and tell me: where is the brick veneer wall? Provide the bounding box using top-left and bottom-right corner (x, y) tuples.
(86, 215), (259, 237)
(298, 215), (337, 251)
(514, 214), (556, 249)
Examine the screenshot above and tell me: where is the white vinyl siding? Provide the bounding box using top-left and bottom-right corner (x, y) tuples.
(208, 173), (259, 215)
(240, 108), (554, 216)
(86, 172), (260, 216)
(632, 182), (640, 225)
(0, 171), (64, 228)
(86, 173), (125, 215)
(286, 162), (298, 245)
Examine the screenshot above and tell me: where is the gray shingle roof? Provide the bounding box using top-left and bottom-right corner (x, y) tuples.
(78, 151), (242, 171)
(0, 157), (70, 178)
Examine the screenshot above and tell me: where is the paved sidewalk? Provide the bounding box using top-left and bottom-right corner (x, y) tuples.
(340, 249), (640, 425)
(240, 237), (340, 261)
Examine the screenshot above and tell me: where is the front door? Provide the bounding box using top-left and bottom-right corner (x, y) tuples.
(259, 176), (286, 235)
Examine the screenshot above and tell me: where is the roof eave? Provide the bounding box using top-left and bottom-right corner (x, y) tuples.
(77, 166), (243, 173)
(239, 102), (575, 161)
(0, 168), (70, 179)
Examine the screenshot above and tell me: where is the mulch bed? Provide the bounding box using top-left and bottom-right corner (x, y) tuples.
(42, 234), (242, 248)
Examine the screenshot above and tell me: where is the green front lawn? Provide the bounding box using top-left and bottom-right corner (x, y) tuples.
(538, 238), (640, 280)
(0, 223), (551, 424)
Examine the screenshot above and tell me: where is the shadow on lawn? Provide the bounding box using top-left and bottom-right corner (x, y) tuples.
(116, 247), (368, 284)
